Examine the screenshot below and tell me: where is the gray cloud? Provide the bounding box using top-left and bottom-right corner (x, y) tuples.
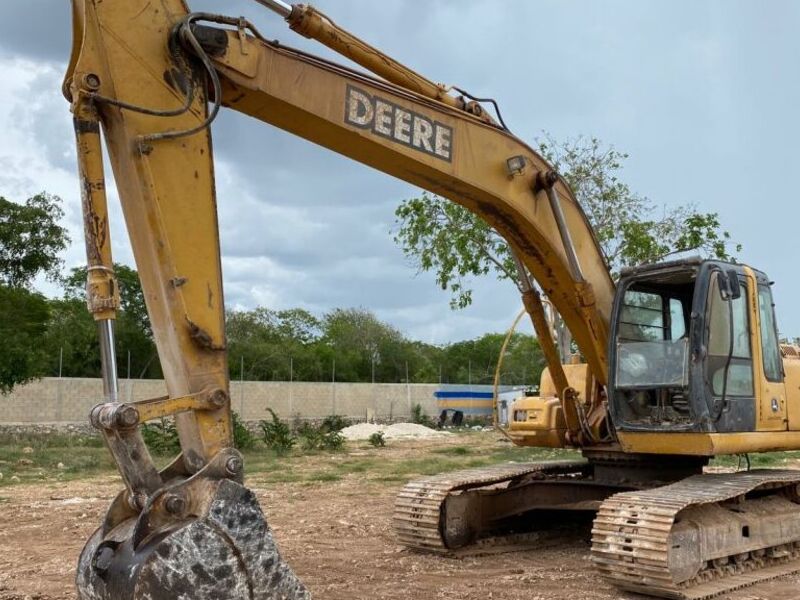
(0, 1), (70, 62)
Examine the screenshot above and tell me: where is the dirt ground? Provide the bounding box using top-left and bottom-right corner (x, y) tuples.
(1, 435), (799, 600)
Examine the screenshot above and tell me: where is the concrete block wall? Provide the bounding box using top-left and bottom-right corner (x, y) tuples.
(0, 378), (441, 424)
(230, 381), (439, 421)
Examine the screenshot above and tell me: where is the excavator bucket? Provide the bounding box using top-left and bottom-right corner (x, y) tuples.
(76, 453), (309, 600)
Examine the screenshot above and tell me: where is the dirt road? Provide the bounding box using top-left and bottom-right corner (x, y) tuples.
(1, 437), (798, 599)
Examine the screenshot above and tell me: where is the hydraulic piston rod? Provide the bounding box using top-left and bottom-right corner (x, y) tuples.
(253, 0), (292, 18)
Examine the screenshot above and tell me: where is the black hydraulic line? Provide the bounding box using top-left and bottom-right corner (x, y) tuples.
(452, 86), (510, 131)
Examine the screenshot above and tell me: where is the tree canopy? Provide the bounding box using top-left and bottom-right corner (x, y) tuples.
(0, 286), (50, 392)
(5, 252), (538, 386)
(223, 305), (538, 385)
(0, 192), (70, 287)
(0, 193), (70, 392)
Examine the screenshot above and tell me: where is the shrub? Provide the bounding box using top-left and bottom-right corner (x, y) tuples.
(141, 418), (180, 455)
(232, 411), (256, 451)
(368, 431), (386, 448)
(259, 409), (295, 456)
(296, 420), (346, 452)
(290, 413), (304, 433)
(321, 414), (349, 433)
(297, 423), (323, 452)
(143, 412), (254, 454)
(411, 403), (433, 427)
(321, 430), (345, 451)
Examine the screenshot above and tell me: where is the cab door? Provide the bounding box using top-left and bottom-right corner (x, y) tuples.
(746, 268), (787, 431)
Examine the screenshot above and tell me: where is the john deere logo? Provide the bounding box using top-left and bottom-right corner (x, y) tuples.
(345, 85), (453, 162)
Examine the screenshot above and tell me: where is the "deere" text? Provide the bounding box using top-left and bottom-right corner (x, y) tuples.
(344, 85), (453, 162)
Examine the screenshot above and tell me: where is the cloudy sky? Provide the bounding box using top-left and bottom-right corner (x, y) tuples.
(1, 1), (798, 343)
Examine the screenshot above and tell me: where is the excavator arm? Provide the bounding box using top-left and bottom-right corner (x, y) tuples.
(64, 1), (616, 597)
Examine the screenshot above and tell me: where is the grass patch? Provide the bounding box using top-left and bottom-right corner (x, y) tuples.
(710, 451), (800, 468)
(0, 431), (104, 449)
(237, 443), (575, 489)
(489, 445), (577, 463)
(250, 467), (305, 484)
(0, 443), (114, 487)
(0, 429), (577, 489)
(431, 446), (473, 456)
(334, 460), (371, 473)
(308, 472), (342, 483)
(374, 474), (409, 483)
(5, 428), (800, 494)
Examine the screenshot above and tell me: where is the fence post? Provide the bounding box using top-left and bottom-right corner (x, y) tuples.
(371, 356), (377, 419)
(126, 350), (133, 401)
(239, 356), (245, 416)
(406, 361), (411, 415)
(288, 357), (293, 416)
(55, 347), (64, 422)
(331, 359), (336, 415)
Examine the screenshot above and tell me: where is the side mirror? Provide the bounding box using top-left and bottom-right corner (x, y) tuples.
(727, 269), (742, 300)
(717, 270), (742, 301)
(718, 273), (732, 301)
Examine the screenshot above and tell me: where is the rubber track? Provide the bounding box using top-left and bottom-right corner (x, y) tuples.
(393, 460), (586, 553)
(591, 469), (800, 599)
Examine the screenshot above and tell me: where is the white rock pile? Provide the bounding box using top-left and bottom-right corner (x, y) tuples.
(340, 422), (450, 441)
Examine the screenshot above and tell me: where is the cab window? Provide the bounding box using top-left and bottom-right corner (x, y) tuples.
(706, 273), (753, 396)
(618, 291), (665, 341)
(615, 287), (690, 388)
(758, 285), (783, 382)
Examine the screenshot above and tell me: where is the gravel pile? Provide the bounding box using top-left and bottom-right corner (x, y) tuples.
(340, 422), (449, 441)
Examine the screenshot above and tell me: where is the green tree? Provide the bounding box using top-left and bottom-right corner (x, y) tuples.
(321, 307), (434, 383)
(538, 135), (741, 271)
(0, 193), (70, 287)
(41, 298), (100, 377)
(393, 135), (741, 309)
(322, 308), (403, 382)
(0, 193), (70, 391)
(0, 286), (50, 392)
(441, 332), (543, 386)
(226, 307), (323, 381)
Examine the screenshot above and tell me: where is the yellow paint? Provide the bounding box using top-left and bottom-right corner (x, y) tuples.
(786, 359), (800, 430)
(438, 400), (494, 408)
(134, 392), (222, 423)
(744, 267), (787, 431)
(212, 32), (615, 385)
(619, 431), (800, 456)
(66, 0), (231, 466)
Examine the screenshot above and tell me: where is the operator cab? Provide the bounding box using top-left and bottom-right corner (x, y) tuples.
(608, 258), (783, 433)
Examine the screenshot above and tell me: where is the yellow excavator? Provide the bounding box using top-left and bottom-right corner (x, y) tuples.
(64, 1), (800, 598)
